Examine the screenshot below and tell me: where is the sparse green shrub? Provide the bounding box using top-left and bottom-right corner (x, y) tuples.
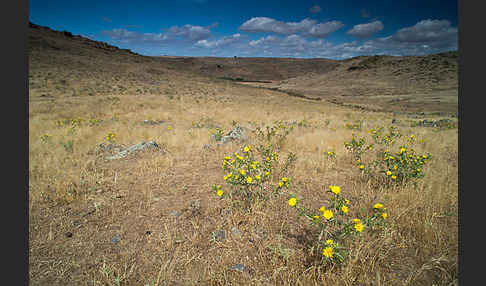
(214, 122), (296, 208)
(209, 127), (224, 142)
(345, 126), (432, 186)
(288, 185), (389, 265)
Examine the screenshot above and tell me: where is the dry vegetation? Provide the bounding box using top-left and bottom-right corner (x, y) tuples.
(29, 23), (458, 285)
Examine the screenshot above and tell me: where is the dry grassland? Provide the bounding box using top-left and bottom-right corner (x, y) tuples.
(29, 77), (457, 286)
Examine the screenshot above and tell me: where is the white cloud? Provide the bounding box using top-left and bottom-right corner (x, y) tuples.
(359, 19), (458, 56)
(100, 19), (457, 59)
(309, 5), (321, 14)
(194, 33), (242, 48)
(166, 24), (212, 41)
(239, 17), (343, 38)
(101, 23), (216, 47)
(391, 19), (457, 44)
(307, 21), (345, 38)
(347, 21), (384, 38)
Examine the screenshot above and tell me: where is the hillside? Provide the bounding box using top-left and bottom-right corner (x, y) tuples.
(28, 22), (458, 285)
(29, 21), (458, 116)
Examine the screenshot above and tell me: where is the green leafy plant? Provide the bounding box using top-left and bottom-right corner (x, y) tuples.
(288, 185), (389, 265)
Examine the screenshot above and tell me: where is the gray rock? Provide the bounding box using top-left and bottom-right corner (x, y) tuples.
(229, 264), (246, 272)
(111, 234), (120, 244)
(169, 210), (181, 217)
(212, 230), (226, 242)
(231, 226), (242, 239)
(142, 119), (165, 125)
(217, 126), (247, 145)
(106, 141), (160, 160)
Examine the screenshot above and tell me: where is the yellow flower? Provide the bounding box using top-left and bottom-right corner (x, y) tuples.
(255, 175), (261, 180)
(319, 206), (326, 212)
(239, 169), (246, 175)
(323, 246), (333, 258)
(223, 172), (233, 180)
(246, 177), (252, 184)
(278, 182), (283, 188)
(359, 164), (365, 169)
(341, 205), (348, 214)
(391, 175), (397, 180)
(323, 210), (333, 220)
(326, 239), (333, 245)
(386, 170), (392, 176)
(288, 197), (297, 207)
(354, 222), (364, 232)
(281, 177), (288, 182)
(266, 157), (270, 162)
(382, 213), (388, 219)
(265, 171), (270, 176)
(345, 199), (350, 205)
(251, 164), (257, 170)
(224, 156), (231, 160)
(313, 215), (320, 219)
(373, 203), (384, 209)
(244, 146), (251, 152)
(400, 147), (406, 153)
(329, 185), (341, 195)
(352, 218), (361, 223)
(217, 190), (223, 197)
(393, 165), (398, 170)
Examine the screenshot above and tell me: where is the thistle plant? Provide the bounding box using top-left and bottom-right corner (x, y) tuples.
(216, 144), (294, 208)
(346, 126), (432, 186)
(288, 185), (389, 265)
(214, 121), (296, 209)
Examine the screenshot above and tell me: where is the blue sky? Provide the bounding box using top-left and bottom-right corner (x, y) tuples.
(29, 0), (458, 59)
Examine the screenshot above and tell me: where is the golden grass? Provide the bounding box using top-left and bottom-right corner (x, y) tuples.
(29, 79), (457, 285)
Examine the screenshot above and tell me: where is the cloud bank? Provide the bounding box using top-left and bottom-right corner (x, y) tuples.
(101, 19), (457, 59)
(239, 17), (344, 38)
(347, 21), (384, 38)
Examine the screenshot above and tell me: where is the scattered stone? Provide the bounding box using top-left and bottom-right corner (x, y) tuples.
(217, 126), (247, 145)
(94, 142), (125, 155)
(65, 232), (73, 238)
(145, 231), (152, 235)
(142, 119), (165, 125)
(111, 234), (120, 244)
(231, 226), (242, 239)
(229, 264), (246, 272)
(169, 210), (181, 217)
(212, 230), (226, 242)
(106, 141), (160, 160)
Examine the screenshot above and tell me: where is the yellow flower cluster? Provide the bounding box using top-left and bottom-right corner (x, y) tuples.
(382, 147), (431, 182)
(373, 203), (388, 221)
(104, 132), (116, 143)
